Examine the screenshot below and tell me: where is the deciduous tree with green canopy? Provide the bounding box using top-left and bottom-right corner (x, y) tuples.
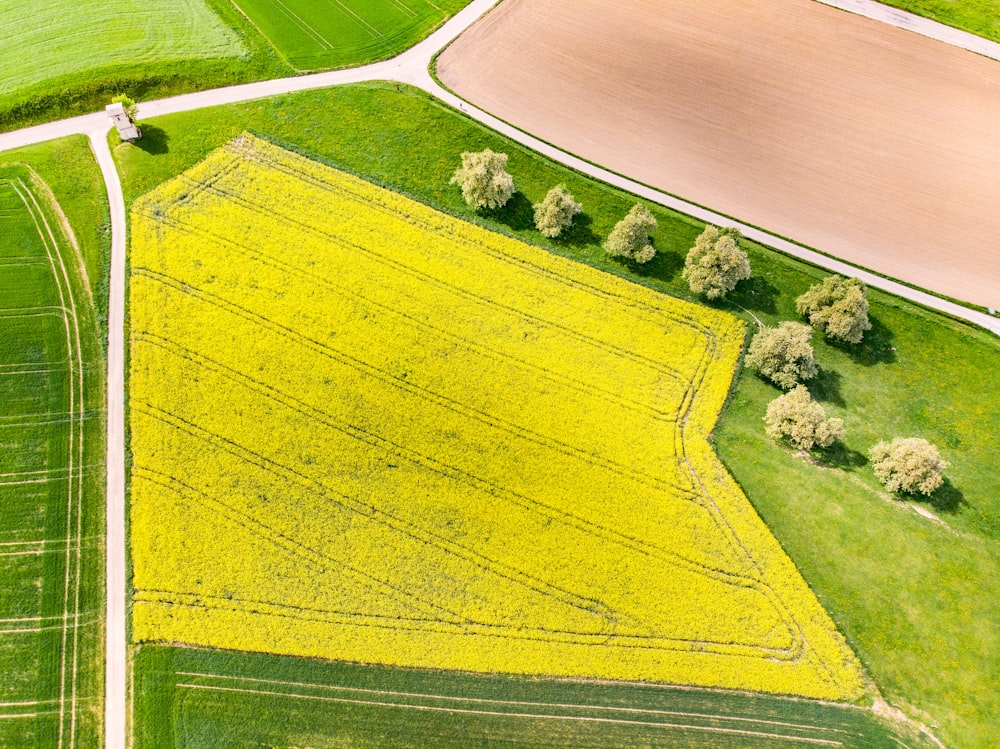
(682, 225), (751, 299)
(533, 185), (582, 238)
(870, 437), (947, 495)
(764, 385), (844, 451)
(796, 275), (872, 344)
(604, 204), (657, 263)
(450, 149), (515, 210)
(745, 322), (818, 390)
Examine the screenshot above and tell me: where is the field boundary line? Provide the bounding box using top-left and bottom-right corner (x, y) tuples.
(175, 683), (844, 746)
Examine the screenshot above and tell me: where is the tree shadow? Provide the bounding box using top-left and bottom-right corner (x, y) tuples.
(808, 365), (845, 406)
(484, 191), (533, 231)
(553, 212), (599, 248)
(630, 244), (684, 282)
(132, 125), (170, 155)
(831, 313), (896, 365)
(924, 479), (966, 515)
(813, 442), (868, 470)
(727, 275), (778, 314)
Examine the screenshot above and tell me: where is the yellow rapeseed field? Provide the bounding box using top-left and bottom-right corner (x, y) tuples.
(129, 134), (864, 700)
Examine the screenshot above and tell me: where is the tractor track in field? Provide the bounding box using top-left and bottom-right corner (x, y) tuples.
(0, 2), (996, 749)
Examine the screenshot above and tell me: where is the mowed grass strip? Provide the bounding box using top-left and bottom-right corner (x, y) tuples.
(127, 134), (863, 699)
(0, 164), (105, 749)
(111, 83), (1000, 747)
(132, 645), (936, 749)
(232, 0), (470, 69)
(0, 0), (244, 97)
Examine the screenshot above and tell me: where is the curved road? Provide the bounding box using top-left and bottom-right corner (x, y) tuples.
(0, 2), (996, 749)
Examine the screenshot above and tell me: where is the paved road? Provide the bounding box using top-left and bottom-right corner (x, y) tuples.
(0, 2), (997, 748)
(88, 129), (127, 749)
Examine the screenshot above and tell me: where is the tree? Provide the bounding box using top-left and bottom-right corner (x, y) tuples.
(682, 225), (751, 299)
(533, 185), (582, 238)
(869, 437), (947, 496)
(764, 385), (844, 451)
(745, 321), (818, 389)
(604, 204), (657, 263)
(111, 93), (138, 121)
(450, 149), (515, 210)
(796, 275), (872, 344)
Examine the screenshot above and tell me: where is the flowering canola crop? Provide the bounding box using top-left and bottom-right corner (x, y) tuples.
(129, 135), (864, 700)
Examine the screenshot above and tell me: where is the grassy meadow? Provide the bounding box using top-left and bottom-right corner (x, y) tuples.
(0, 0), (258, 131)
(0, 157), (105, 748)
(0, 0), (243, 97)
(2, 137), (113, 338)
(0, 0), (471, 133)
(111, 82), (1000, 748)
(127, 134), (862, 698)
(132, 645), (935, 749)
(232, 0), (471, 70)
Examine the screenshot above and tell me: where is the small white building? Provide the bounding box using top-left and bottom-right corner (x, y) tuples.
(106, 102), (141, 141)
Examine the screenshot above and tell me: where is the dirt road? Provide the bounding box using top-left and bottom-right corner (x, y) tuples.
(438, 0), (1000, 309)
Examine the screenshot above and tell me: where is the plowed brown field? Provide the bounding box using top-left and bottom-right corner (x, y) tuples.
(438, 0), (1000, 309)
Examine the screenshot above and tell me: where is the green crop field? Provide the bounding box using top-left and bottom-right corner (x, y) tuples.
(133, 645), (935, 749)
(0, 160), (105, 748)
(112, 83), (1000, 748)
(875, 0), (1000, 42)
(0, 0), (244, 97)
(230, 0), (471, 69)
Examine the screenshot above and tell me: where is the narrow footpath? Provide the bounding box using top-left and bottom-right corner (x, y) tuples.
(0, 2), (996, 749)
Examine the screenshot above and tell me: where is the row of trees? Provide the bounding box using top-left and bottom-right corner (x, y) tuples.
(450, 153), (947, 497)
(450, 152), (751, 296)
(451, 149), (658, 256)
(743, 277), (946, 496)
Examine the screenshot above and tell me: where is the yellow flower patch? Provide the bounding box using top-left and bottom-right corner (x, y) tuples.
(129, 134), (864, 700)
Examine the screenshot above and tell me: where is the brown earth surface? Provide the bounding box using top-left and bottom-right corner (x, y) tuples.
(438, 0), (1000, 309)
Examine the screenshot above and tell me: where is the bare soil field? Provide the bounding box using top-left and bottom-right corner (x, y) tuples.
(438, 0), (1000, 309)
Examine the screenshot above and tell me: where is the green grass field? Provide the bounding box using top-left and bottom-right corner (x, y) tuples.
(3, 137), (113, 339)
(111, 83), (1000, 748)
(0, 0), (290, 134)
(876, 0), (1000, 42)
(0, 0), (243, 98)
(133, 645), (934, 749)
(232, 0), (471, 69)
(0, 158), (105, 748)
(0, 0), (247, 131)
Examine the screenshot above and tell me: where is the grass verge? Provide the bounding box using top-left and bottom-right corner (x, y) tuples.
(111, 82), (1000, 748)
